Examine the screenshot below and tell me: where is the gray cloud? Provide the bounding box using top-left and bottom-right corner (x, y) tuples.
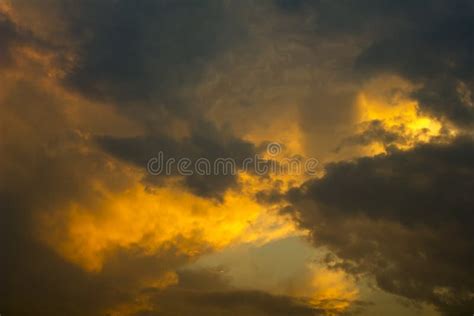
(334, 120), (405, 153)
(26, 0), (265, 199)
(0, 11), (53, 69)
(62, 0), (247, 111)
(98, 120), (257, 199)
(276, 0), (474, 127)
(353, 1), (474, 126)
(2, 1), (474, 315)
(287, 137), (474, 315)
(134, 268), (325, 316)
(0, 13), (22, 68)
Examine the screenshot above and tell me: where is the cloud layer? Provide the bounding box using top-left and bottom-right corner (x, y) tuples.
(1, 1), (473, 315)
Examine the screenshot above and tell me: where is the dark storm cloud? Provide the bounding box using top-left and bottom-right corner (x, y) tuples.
(62, 0), (246, 111)
(291, 137), (474, 226)
(275, 0), (428, 34)
(355, 6), (474, 126)
(24, 0), (263, 199)
(134, 268), (325, 316)
(276, 0), (474, 127)
(9, 0), (260, 199)
(98, 121), (257, 198)
(287, 137), (474, 315)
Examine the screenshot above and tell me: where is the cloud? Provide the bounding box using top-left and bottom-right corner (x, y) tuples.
(2, 1), (474, 315)
(334, 120), (403, 153)
(0, 66), (291, 316)
(0, 10), (54, 70)
(352, 1), (474, 127)
(132, 268), (326, 316)
(61, 1), (247, 108)
(97, 121), (257, 198)
(0, 13), (23, 68)
(6, 0), (268, 199)
(286, 137), (474, 314)
(0, 79), (162, 316)
(275, 0), (474, 128)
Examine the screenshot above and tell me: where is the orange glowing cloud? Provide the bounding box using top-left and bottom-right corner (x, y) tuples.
(354, 76), (455, 156)
(38, 176), (298, 272)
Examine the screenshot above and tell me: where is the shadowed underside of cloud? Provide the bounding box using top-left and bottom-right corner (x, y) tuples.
(287, 137), (474, 315)
(133, 268), (327, 316)
(97, 121), (257, 199)
(138, 290), (322, 316)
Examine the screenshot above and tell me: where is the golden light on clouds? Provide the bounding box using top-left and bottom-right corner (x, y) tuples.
(285, 265), (359, 316)
(309, 268), (359, 315)
(38, 179), (298, 272)
(3, 2), (473, 315)
(355, 76), (452, 155)
(358, 94), (442, 139)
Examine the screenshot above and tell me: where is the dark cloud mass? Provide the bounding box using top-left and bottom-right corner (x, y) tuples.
(2, 0), (474, 315)
(64, 0), (246, 109)
(54, 0), (259, 198)
(277, 0), (474, 126)
(98, 121), (257, 198)
(287, 137), (474, 315)
(352, 1), (474, 126)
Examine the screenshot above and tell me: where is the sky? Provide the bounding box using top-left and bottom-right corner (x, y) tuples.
(0, 1), (473, 315)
